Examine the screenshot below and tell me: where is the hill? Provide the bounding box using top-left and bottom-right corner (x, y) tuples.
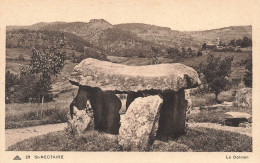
(7, 20), (252, 56)
(7, 20), (159, 57)
(185, 26), (252, 45)
(6, 29), (93, 52)
(115, 23), (198, 48)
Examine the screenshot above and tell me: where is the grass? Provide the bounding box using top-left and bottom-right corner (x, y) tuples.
(187, 106), (252, 124)
(6, 48), (31, 60)
(191, 91), (234, 107)
(5, 101), (70, 129)
(7, 127), (252, 152)
(172, 127), (252, 152)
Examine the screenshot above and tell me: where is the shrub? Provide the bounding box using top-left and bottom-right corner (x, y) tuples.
(197, 51), (202, 56)
(5, 71), (19, 103)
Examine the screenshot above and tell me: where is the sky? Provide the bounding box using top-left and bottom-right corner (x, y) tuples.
(0, 0), (259, 31)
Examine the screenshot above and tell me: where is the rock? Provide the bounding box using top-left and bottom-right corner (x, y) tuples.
(190, 107), (200, 114)
(223, 101), (233, 106)
(234, 88), (252, 108)
(151, 140), (191, 152)
(69, 58), (201, 92)
(225, 112), (251, 119)
(118, 95), (163, 151)
(66, 106), (91, 135)
(239, 122), (251, 128)
(70, 86), (121, 135)
(224, 112), (252, 127)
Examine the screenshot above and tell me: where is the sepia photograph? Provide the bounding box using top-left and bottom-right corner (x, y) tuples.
(0, 0), (259, 162)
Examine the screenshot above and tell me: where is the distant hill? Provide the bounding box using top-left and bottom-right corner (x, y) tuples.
(185, 26), (252, 45)
(7, 20), (158, 57)
(7, 20), (252, 56)
(6, 29), (93, 52)
(115, 23), (198, 48)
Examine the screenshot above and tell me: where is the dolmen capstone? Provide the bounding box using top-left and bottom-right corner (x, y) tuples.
(68, 58), (201, 149)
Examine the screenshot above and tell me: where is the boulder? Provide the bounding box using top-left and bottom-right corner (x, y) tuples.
(225, 112), (252, 119)
(224, 112), (252, 127)
(69, 58), (201, 93)
(66, 106), (92, 135)
(234, 88), (252, 108)
(118, 95), (163, 151)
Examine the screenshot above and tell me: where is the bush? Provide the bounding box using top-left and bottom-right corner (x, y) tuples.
(5, 71), (19, 103)
(197, 51), (202, 56)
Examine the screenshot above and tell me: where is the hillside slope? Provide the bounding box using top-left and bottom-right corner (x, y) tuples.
(115, 23), (197, 48)
(185, 26), (252, 44)
(7, 20), (159, 57)
(7, 21), (252, 56)
(6, 29), (93, 52)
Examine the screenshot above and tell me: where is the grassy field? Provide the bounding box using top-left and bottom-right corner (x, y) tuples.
(5, 101), (70, 129)
(187, 106), (251, 124)
(191, 91), (235, 107)
(7, 127), (252, 152)
(6, 48), (31, 60)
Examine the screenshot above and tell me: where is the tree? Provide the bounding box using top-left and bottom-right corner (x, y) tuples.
(230, 39), (236, 47)
(21, 35), (66, 114)
(5, 71), (19, 103)
(187, 47), (192, 56)
(197, 50), (203, 56)
(181, 47), (186, 57)
(243, 55), (252, 87)
(148, 46), (160, 65)
(200, 54), (233, 103)
(202, 43), (207, 50)
(241, 36), (252, 47)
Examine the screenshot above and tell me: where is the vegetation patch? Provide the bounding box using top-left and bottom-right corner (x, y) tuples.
(7, 127), (252, 152)
(187, 106), (252, 124)
(5, 102), (69, 129)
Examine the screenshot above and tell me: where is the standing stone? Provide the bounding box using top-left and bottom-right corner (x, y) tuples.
(157, 89), (188, 137)
(118, 95), (163, 151)
(66, 106), (92, 135)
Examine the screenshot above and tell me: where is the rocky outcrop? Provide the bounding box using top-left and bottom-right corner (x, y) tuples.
(118, 95), (163, 150)
(233, 88), (252, 108)
(69, 58), (201, 92)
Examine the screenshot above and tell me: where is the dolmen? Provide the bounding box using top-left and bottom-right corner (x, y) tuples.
(68, 58), (201, 150)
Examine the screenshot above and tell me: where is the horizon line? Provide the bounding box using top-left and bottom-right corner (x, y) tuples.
(6, 20), (252, 32)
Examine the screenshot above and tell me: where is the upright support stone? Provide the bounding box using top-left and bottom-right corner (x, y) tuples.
(158, 89), (188, 136)
(70, 86), (122, 135)
(118, 95), (163, 151)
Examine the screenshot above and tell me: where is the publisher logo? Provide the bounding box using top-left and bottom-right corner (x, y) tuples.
(13, 155), (22, 160)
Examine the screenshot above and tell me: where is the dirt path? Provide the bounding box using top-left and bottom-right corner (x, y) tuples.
(188, 122), (252, 137)
(5, 123), (67, 150)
